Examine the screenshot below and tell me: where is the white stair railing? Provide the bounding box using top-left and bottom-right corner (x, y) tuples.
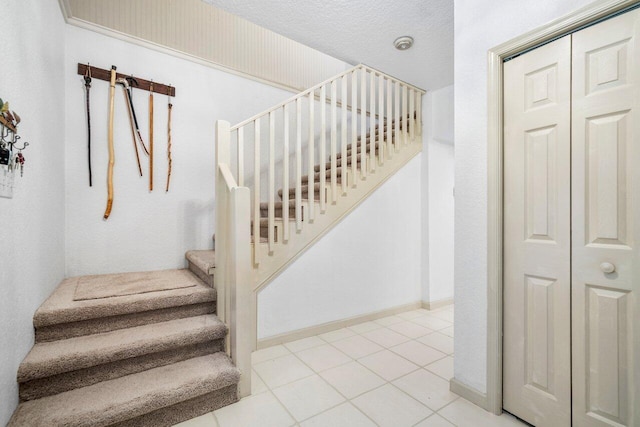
(215, 64), (424, 397)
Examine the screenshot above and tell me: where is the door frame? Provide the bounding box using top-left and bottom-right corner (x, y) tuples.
(485, 0), (640, 415)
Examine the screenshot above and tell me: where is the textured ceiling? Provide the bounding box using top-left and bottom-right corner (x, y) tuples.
(201, 0), (453, 91)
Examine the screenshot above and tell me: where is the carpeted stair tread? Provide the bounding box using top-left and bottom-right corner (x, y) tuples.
(301, 168), (342, 184)
(8, 353), (240, 427)
(34, 269), (215, 328)
(259, 200), (297, 218)
(18, 314), (227, 382)
(278, 182), (332, 200)
(185, 250), (216, 275)
(314, 155), (361, 173)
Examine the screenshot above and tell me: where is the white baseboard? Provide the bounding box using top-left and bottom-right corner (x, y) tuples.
(422, 297), (454, 310)
(257, 301), (422, 349)
(450, 377), (490, 411)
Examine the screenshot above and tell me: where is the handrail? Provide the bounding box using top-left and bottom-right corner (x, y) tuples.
(230, 64), (426, 131)
(219, 163), (238, 190)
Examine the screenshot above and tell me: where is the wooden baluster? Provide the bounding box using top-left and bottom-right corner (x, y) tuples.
(360, 68), (367, 178)
(409, 88), (415, 142)
(283, 104), (290, 242)
(351, 70), (358, 187)
(308, 91), (315, 221)
(386, 78), (393, 159)
(237, 128), (244, 186)
(378, 74), (384, 165)
(395, 81), (400, 152)
(330, 80), (337, 203)
(319, 85), (326, 213)
(268, 111), (275, 252)
(416, 92), (422, 136)
(253, 118), (260, 265)
(341, 75), (348, 195)
(369, 71), (376, 173)
(296, 97), (303, 231)
(403, 85), (408, 145)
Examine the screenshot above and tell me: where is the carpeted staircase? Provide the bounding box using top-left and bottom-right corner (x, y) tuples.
(8, 263), (238, 427)
(8, 117), (408, 426)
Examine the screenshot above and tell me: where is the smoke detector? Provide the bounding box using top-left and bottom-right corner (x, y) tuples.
(394, 36), (414, 50)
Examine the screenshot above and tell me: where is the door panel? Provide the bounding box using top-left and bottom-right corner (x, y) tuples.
(503, 35), (572, 427)
(571, 8), (640, 427)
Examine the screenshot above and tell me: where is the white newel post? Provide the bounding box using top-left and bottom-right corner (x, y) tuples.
(230, 186), (253, 397)
(215, 120), (254, 398)
(215, 120), (230, 350)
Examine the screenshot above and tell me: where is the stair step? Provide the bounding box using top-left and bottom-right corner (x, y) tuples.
(18, 314), (226, 400)
(259, 200), (297, 218)
(314, 155), (361, 173)
(186, 250), (216, 288)
(278, 181), (337, 200)
(34, 269), (216, 342)
(8, 353), (240, 427)
(336, 141), (381, 160)
(301, 167), (342, 185)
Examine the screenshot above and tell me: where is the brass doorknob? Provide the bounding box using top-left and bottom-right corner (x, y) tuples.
(600, 262), (616, 274)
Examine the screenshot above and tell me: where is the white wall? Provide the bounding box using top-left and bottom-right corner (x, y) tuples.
(422, 86), (454, 305)
(0, 1), (66, 424)
(64, 26), (301, 277)
(454, 0), (596, 394)
(259, 156), (422, 339)
(429, 85), (455, 304)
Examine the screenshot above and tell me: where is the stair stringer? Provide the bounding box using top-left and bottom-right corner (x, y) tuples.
(251, 138), (421, 292)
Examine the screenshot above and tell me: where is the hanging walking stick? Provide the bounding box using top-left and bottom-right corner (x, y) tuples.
(104, 65), (117, 220)
(83, 64), (93, 186)
(166, 87), (173, 192)
(149, 82), (154, 191)
(116, 78), (143, 176)
(124, 76), (149, 156)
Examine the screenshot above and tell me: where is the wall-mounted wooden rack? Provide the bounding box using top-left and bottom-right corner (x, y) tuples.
(76, 63), (176, 97)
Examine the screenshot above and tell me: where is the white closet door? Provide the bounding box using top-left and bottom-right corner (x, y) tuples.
(503, 35), (572, 427)
(571, 8), (640, 427)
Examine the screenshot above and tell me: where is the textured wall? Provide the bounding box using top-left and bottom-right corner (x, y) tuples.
(0, 1), (66, 423)
(64, 25), (299, 276)
(454, 0), (597, 394)
(259, 156), (422, 339)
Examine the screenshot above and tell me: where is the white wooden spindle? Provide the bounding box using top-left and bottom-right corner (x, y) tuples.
(395, 81), (400, 152)
(283, 104), (290, 241)
(253, 118), (260, 265)
(330, 80), (337, 203)
(351, 70), (358, 188)
(308, 91), (315, 220)
(403, 85), (408, 145)
(237, 127), (244, 186)
(341, 75), (348, 195)
(268, 111), (275, 252)
(369, 71), (376, 173)
(416, 92), (422, 136)
(378, 75), (384, 165)
(409, 88), (415, 142)
(360, 67), (367, 178)
(319, 85), (326, 212)
(386, 78), (393, 159)
(296, 97), (302, 231)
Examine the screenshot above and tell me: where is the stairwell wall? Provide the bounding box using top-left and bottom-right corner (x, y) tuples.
(63, 25), (336, 276)
(0, 1), (67, 424)
(422, 85), (454, 306)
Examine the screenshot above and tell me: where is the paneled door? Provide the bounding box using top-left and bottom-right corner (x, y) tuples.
(503, 35), (572, 427)
(571, 8), (640, 427)
(503, 8), (640, 427)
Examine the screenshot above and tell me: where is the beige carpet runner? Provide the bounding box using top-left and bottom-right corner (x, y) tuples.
(73, 269), (197, 301)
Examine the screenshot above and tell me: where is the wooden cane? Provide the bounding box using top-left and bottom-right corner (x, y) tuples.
(121, 84), (143, 177)
(149, 82), (154, 191)
(103, 66), (117, 220)
(166, 90), (173, 192)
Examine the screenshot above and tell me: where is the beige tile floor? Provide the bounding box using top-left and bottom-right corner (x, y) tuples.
(175, 305), (528, 427)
